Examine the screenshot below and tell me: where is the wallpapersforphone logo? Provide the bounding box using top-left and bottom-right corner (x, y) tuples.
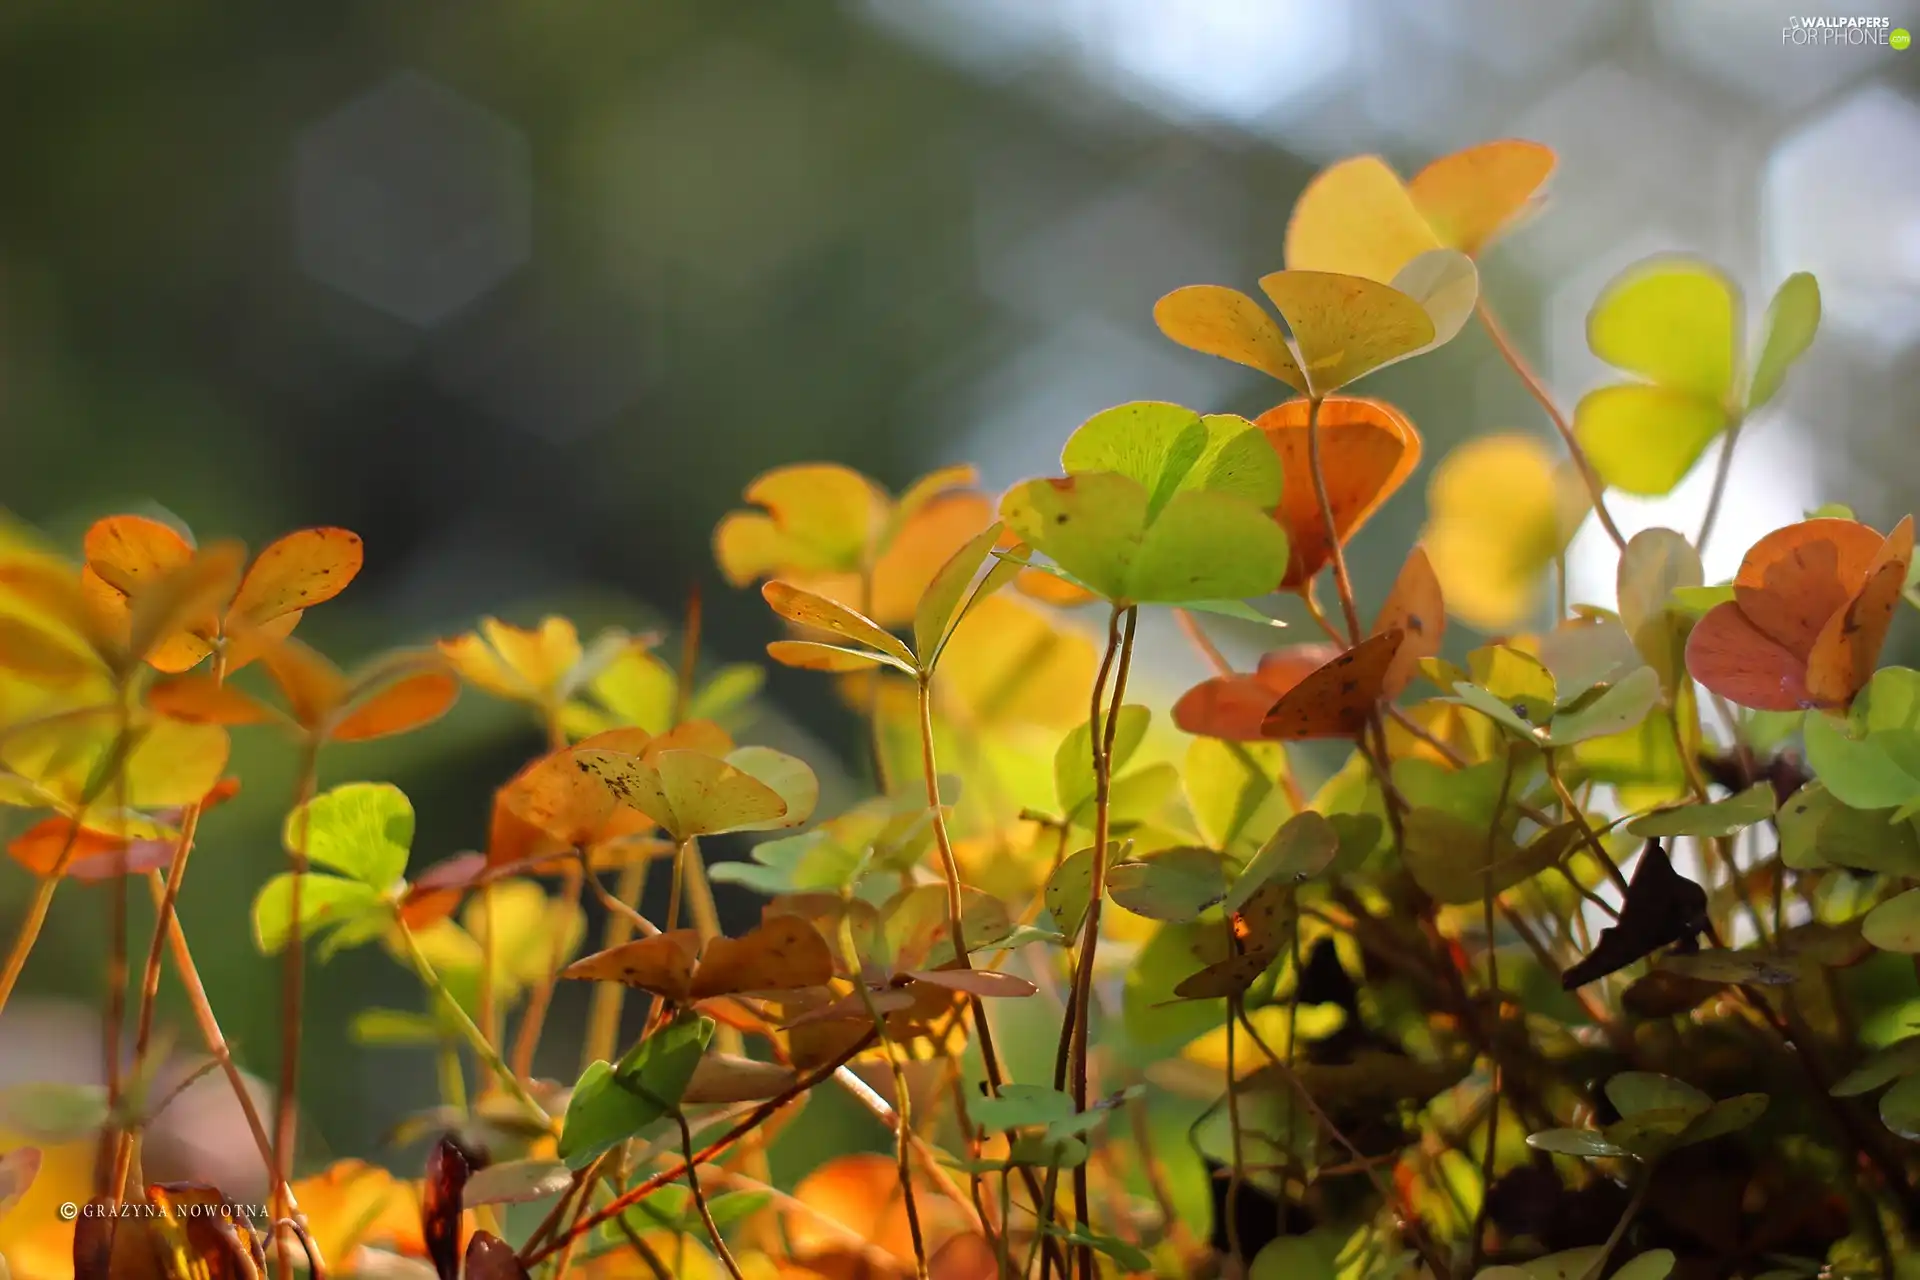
(1782, 15), (1909, 46)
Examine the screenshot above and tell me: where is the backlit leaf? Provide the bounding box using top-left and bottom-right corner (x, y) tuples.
(251, 873), (385, 954)
(1588, 258), (1738, 403)
(1257, 270), (1436, 396)
(1285, 154), (1442, 282)
(1405, 139), (1556, 257)
(1152, 285), (1306, 391)
(1255, 397), (1422, 591)
(558, 1015), (714, 1169)
(1746, 271), (1821, 410)
(1628, 783), (1776, 838)
(229, 527), (365, 625)
(286, 782), (414, 888)
(1106, 847), (1229, 921)
(762, 581), (915, 669)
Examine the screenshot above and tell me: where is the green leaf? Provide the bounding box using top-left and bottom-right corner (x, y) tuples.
(284, 781), (414, 888)
(1184, 739), (1292, 857)
(1806, 709), (1920, 813)
(1179, 598), (1286, 625)
(686, 663), (765, 726)
(1106, 847), (1230, 922)
(1617, 528), (1702, 685)
(558, 1015), (715, 1169)
(1606, 1071), (1711, 1120)
(1587, 258), (1738, 402)
(1224, 810), (1339, 914)
(1832, 1035), (1920, 1097)
(1469, 644), (1558, 717)
(1612, 1251), (1679, 1280)
(1054, 705), (1152, 817)
(1524, 1128), (1626, 1159)
(1575, 384), (1729, 497)
(1778, 781), (1920, 875)
(724, 746), (819, 832)
(1548, 666), (1662, 745)
(1746, 272), (1820, 410)
(1011, 1134), (1090, 1169)
(970, 1083), (1079, 1132)
(1043, 1225), (1151, 1274)
(1249, 1236), (1340, 1280)
(348, 1008), (449, 1046)
(1122, 921), (1226, 1051)
(1864, 890), (1920, 953)
(1000, 474), (1288, 606)
(1628, 783), (1776, 837)
(251, 873), (385, 955)
(1045, 845), (1102, 937)
(1060, 402), (1283, 513)
(1882, 1072), (1920, 1140)
(913, 521), (1004, 664)
(1451, 682), (1542, 739)
(463, 1158), (574, 1207)
(1400, 811), (1573, 906)
(0, 1082), (109, 1144)
(1678, 1093), (1767, 1146)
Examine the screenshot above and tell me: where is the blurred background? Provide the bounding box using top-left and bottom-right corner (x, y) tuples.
(1, 0), (1917, 1187)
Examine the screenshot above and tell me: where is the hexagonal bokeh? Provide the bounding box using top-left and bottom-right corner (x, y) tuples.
(294, 72), (531, 328)
(1765, 82), (1920, 358)
(1654, 0), (1920, 115)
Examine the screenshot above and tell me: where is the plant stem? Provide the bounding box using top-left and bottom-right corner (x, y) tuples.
(395, 921), (552, 1127)
(1304, 396), (1363, 643)
(583, 860), (650, 1071)
(675, 1110), (747, 1280)
(272, 738), (321, 1280)
(1470, 753), (1517, 1272)
(1696, 418), (1744, 557)
(1223, 994), (1245, 1267)
(522, 1030), (879, 1266)
(142, 871), (306, 1264)
(1577, 1173), (1650, 1280)
(1067, 604), (1136, 1280)
(511, 861), (582, 1082)
(1476, 298), (1629, 553)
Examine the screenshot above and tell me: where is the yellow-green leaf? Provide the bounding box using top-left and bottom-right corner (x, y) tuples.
(1587, 258), (1739, 403)
(1574, 383), (1728, 497)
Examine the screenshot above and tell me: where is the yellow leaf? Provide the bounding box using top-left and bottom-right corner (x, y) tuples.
(438, 616), (584, 704)
(1574, 383), (1730, 497)
(1284, 154), (1443, 282)
(1587, 258), (1739, 404)
(1152, 285), (1306, 391)
(714, 464), (888, 587)
(1421, 435), (1590, 631)
(1256, 271), (1435, 396)
(1405, 139), (1556, 257)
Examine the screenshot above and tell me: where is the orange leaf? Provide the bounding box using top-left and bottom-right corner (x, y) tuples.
(1807, 515), (1914, 705)
(148, 676), (280, 726)
(561, 930), (701, 1002)
(1255, 397), (1422, 590)
(901, 968), (1037, 999)
(7, 817), (174, 880)
(1260, 630), (1407, 740)
(1732, 518), (1883, 661)
(331, 671), (460, 742)
(82, 515), (195, 599)
(256, 636), (350, 727)
(687, 915), (836, 1000)
(400, 852), (487, 929)
(1685, 600), (1814, 711)
(227, 527), (364, 626)
(1171, 643), (1341, 741)
(1405, 139), (1556, 257)
(1374, 545), (1445, 697)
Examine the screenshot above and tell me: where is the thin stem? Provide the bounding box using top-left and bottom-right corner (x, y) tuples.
(674, 1110), (747, 1280)
(1477, 298), (1628, 553)
(510, 861), (582, 1082)
(583, 860), (651, 1071)
(1304, 396), (1363, 643)
(273, 737), (321, 1280)
(1543, 753), (1632, 896)
(1696, 419), (1744, 557)
(1577, 1174), (1651, 1280)
(1068, 604), (1136, 1280)
(395, 922), (552, 1127)
(1470, 752), (1518, 1272)
(144, 872), (306, 1260)
(522, 1030), (879, 1266)
(842, 916), (930, 1280)
(1236, 1009), (1451, 1279)
(1223, 994), (1246, 1267)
